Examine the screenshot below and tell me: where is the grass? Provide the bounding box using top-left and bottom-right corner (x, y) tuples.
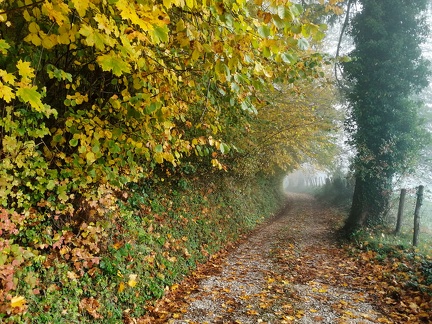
(383, 191), (432, 256)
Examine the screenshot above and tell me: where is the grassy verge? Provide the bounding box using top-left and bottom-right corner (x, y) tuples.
(383, 191), (432, 255)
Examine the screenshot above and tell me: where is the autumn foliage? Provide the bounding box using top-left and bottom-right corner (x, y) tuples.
(0, 0), (343, 320)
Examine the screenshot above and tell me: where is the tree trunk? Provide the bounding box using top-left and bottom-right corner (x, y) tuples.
(343, 176), (368, 234)
(343, 174), (392, 235)
(413, 185), (424, 246)
(395, 188), (406, 234)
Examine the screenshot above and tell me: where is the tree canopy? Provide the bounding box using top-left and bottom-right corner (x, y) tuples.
(0, 0), (338, 213)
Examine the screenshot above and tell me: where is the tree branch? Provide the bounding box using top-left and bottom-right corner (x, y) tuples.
(334, 0), (355, 89)
(0, 1), (44, 15)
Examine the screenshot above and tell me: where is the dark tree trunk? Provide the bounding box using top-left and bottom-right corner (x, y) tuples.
(343, 176), (368, 234)
(395, 188), (406, 234)
(343, 174), (392, 235)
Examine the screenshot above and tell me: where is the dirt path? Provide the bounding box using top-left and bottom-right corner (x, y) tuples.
(139, 193), (392, 323)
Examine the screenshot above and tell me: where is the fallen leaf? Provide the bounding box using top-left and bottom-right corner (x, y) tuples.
(118, 282), (126, 293)
(128, 274), (138, 287)
(10, 296), (26, 308)
(79, 297), (103, 319)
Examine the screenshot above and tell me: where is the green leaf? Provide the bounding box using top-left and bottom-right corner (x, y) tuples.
(291, 25), (302, 34)
(281, 53), (297, 64)
(154, 144), (163, 153)
(0, 39), (10, 54)
(127, 106), (141, 118)
(241, 99), (257, 114)
(258, 25), (271, 38)
(46, 180), (56, 190)
(297, 38), (309, 50)
(277, 6), (287, 19)
(93, 31), (107, 51)
(145, 102), (161, 114)
(290, 4), (303, 16)
(151, 25), (169, 44)
(272, 16), (287, 29)
(57, 185), (69, 202)
(220, 143), (230, 154)
(231, 82), (240, 93)
(97, 52), (131, 76)
(0, 254), (7, 266)
(108, 140), (121, 154)
(302, 24), (311, 38)
(16, 86), (46, 112)
(92, 143), (100, 153)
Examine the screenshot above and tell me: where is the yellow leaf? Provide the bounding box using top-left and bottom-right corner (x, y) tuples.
(86, 151), (96, 164)
(94, 14), (112, 35)
(41, 1), (70, 26)
(128, 274), (138, 287)
(42, 35), (56, 49)
(408, 302), (419, 312)
(183, 248), (191, 257)
(10, 296), (26, 308)
(171, 283), (179, 291)
(0, 83), (15, 102)
(154, 152), (164, 164)
(23, 9), (31, 21)
(112, 242), (122, 250)
(28, 22), (40, 34)
(0, 70), (15, 84)
(16, 60), (35, 79)
(118, 282), (125, 293)
(163, 0), (174, 9)
(70, 0), (90, 17)
(246, 309), (259, 315)
(25, 33), (42, 46)
(115, 0), (152, 31)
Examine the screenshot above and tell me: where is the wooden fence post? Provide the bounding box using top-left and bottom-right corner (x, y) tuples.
(413, 185), (424, 247)
(395, 188), (406, 234)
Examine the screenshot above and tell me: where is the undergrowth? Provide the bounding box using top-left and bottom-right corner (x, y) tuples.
(1, 172), (285, 323)
(347, 229), (432, 302)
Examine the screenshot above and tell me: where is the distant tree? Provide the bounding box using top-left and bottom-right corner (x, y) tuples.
(342, 0), (430, 233)
(230, 76), (340, 176)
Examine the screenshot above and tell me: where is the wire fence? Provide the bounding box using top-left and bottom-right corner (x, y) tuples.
(386, 186), (432, 251)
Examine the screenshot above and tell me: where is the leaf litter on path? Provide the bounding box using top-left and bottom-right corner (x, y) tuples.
(135, 193), (429, 323)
